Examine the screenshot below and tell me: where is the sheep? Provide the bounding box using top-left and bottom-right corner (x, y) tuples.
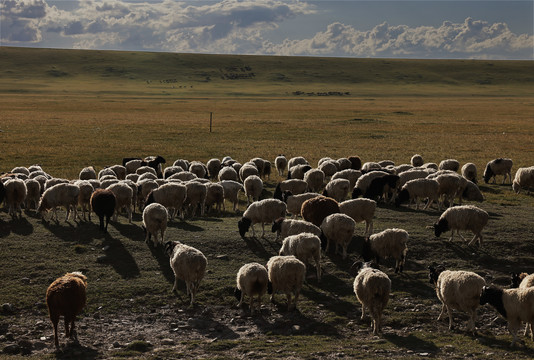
(184, 181), (207, 217)
(320, 213), (356, 259)
(137, 180), (159, 210)
(339, 199), (376, 237)
(512, 166), (534, 194)
(24, 178), (41, 210)
(348, 156), (362, 170)
(37, 183), (79, 222)
(205, 182), (224, 215)
(232, 162), (242, 173)
(275, 155), (288, 177)
(189, 161), (207, 179)
(362, 228), (408, 273)
(281, 191), (320, 218)
(331, 169), (362, 189)
(144, 182), (187, 220)
(352, 262), (391, 335)
(363, 174), (400, 202)
(428, 266), (485, 333)
(107, 165), (126, 180)
(219, 180), (243, 212)
(266, 255), (306, 310)
(239, 163), (259, 182)
(276, 179), (308, 196)
(262, 160), (271, 180)
(107, 182), (133, 223)
(323, 178), (351, 202)
(46, 272), (87, 349)
(234, 263), (269, 314)
(434, 205), (489, 246)
(44, 178), (69, 191)
(143, 203), (168, 246)
(480, 285), (534, 346)
(4, 179), (27, 218)
(319, 160), (338, 177)
(378, 160), (395, 167)
(301, 195), (340, 227)
(11, 166), (29, 176)
(438, 159), (460, 172)
(163, 166), (185, 179)
(271, 217), (322, 241)
(510, 272), (534, 338)
(168, 171), (196, 182)
(461, 163), (478, 183)
(0, 181), (4, 209)
(352, 171), (389, 198)
(361, 162), (382, 172)
(288, 163), (312, 180)
(98, 167), (116, 180)
(411, 154), (424, 167)
(304, 168), (325, 193)
(287, 156), (308, 171)
(398, 169), (433, 188)
(73, 180), (94, 221)
(136, 165), (157, 177)
(243, 175), (263, 206)
(173, 159), (190, 170)
(206, 158), (221, 180)
(423, 162), (439, 170)
(90, 189), (116, 232)
(125, 159), (146, 175)
(79, 166), (97, 180)
(337, 158), (352, 171)
(145, 155), (166, 178)
(218, 166), (239, 182)
(395, 178), (440, 210)
(394, 164), (414, 174)
(238, 198), (286, 239)
(250, 157), (266, 175)
(165, 241), (207, 306)
(279, 233), (322, 281)
(462, 180), (484, 203)
(434, 173), (468, 208)
(483, 158), (513, 184)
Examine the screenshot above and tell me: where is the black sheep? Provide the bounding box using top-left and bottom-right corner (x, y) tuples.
(90, 189), (116, 232)
(364, 174), (400, 202)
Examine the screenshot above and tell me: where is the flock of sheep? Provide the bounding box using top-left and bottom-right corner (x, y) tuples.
(1, 153), (534, 350)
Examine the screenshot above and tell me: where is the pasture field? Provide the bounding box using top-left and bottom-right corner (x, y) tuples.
(0, 47), (534, 359)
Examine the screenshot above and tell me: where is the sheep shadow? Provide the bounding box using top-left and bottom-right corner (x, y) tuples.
(169, 221), (205, 232)
(43, 219), (102, 244)
(147, 241), (175, 284)
(1, 216), (34, 237)
(241, 236), (277, 261)
(177, 307), (240, 341)
(110, 220), (140, 239)
(383, 333), (440, 353)
(54, 342), (99, 360)
(101, 234), (140, 279)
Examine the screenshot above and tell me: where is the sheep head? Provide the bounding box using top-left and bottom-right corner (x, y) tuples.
(483, 163), (493, 183)
(361, 238), (374, 262)
(351, 188), (362, 199)
(271, 218), (284, 234)
(428, 264), (445, 285)
(395, 189), (409, 207)
(433, 218), (449, 237)
(238, 217), (252, 239)
(479, 286), (507, 319)
(234, 287), (242, 301)
(164, 241), (178, 257)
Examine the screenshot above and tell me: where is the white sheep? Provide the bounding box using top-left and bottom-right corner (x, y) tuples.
(395, 164), (414, 174)
(278, 179), (308, 195)
(79, 166), (97, 180)
(144, 182), (187, 220)
(267, 255), (306, 310)
(438, 159), (460, 172)
(304, 168), (325, 193)
(218, 166), (239, 182)
(98, 167), (116, 179)
(275, 155), (288, 177)
(238, 198), (286, 239)
(206, 158), (221, 180)
(433, 205), (489, 246)
(337, 158), (352, 171)
(108, 165), (126, 180)
(234, 262), (269, 314)
(168, 171), (197, 182)
(243, 175), (263, 206)
(189, 161), (207, 179)
(185, 181), (207, 217)
(283, 192), (320, 218)
(4, 178), (27, 218)
(37, 183), (80, 222)
(11, 166), (29, 176)
(352, 171), (388, 198)
(239, 163), (259, 182)
(362, 228), (409, 273)
(107, 182), (133, 223)
(44, 178), (69, 191)
(143, 203), (168, 246)
(410, 154), (424, 167)
(24, 178), (41, 210)
(250, 157), (266, 175)
(287, 156), (308, 171)
(205, 182), (224, 215)
(271, 218), (322, 241)
(165, 241), (207, 306)
(483, 158), (513, 184)
(125, 159), (144, 174)
(398, 169), (433, 188)
(136, 165), (157, 177)
(361, 162), (382, 172)
(395, 178), (440, 210)
(320, 213), (356, 259)
(173, 159), (190, 170)
(73, 180), (94, 221)
(279, 233), (322, 281)
(323, 178), (350, 202)
(462, 180), (484, 203)
(428, 266), (485, 333)
(331, 169), (362, 189)
(461, 163), (478, 183)
(338, 198), (376, 237)
(163, 166), (185, 179)
(512, 166), (534, 194)
(353, 262), (391, 335)
(434, 173), (468, 208)
(319, 160), (338, 177)
(219, 180), (243, 212)
(288, 163), (311, 180)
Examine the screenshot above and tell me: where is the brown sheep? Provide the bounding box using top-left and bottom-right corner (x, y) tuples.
(301, 195), (340, 227)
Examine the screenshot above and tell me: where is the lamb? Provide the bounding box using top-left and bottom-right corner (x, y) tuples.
(395, 178), (440, 210)
(144, 182), (187, 220)
(287, 164), (312, 180)
(90, 189), (116, 232)
(320, 213), (356, 259)
(266, 255), (306, 310)
(275, 155), (288, 177)
(438, 159), (460, 172)
(24, 178), (41, 210)
(304, 168), (325, 193)
(331, 169), (362, 189)
(205, 182), (224, 215)
(206, 158), (221, 180)
(165, 241), (207, 306)
(351, 171), (389, 198)
(237, 199), (286, 239)
(323, 178), (351, 202)
(239, 162), (259, 182)
(271, 218), (322, 241)
(79, 166), (97, 180)
(362, 228), (408, 273)
(234, 263), (269, 314)
(363, 174), (400, 202)
(480, 285), (534, 346)
(433, 205), (489, 246)
(73, 180), (94, 221)
(282, 191), (320, 218)
(243, 175), (263, 206)
(339, 198), (376, 237)
(219, 180), (243, 212)
(37, 183), (80, 222)
(461, 163), (478, 183)
(353, 262), (391, 335)
(184, 181), (207, 217)
(410, 154), (424, 167)
(483, 158), (513, 184)
(46, 272), (87, 349)
(512, 166), (534, 194)
(301, 195), (340, 227)
(217, 166), (239, 182)
(107, 182), (133, 223)
(143, 203), (168, 246)
(279, 233), (322, 281)
(428, 266), (485, 333)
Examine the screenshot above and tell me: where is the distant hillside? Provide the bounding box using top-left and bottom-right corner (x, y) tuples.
(0, 46), (532, 96)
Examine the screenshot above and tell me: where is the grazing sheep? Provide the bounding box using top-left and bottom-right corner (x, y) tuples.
(189, 161), (208, 179)
(74, 180), (94, 221)
(411, 154), (424, 167)
(510, 272), (534, 338)
(271, 217), (322, 241)
(337, 158), (352, 171)
(163, 166), (185, 179)
(363, 174), (400, 203)
(434, 205), (489, 246)
(512, 166), (534, 194)
(185, 181), (207, 217)
(462, 180), (485, 203)
(3, 178), (27, 218)
(439, 159), (460, 172)
(165, 241), (207, 306)
(395, 178), (440, 210)
(361, 162), (382, 172)
(239, 163), (259, 182)
(332, 169), (362, 189)
(319, 160), (338, 177)
(108, 165), (126, 180)
(323, 178), (351, 202)
(434, 173), (468, 208)
(262, 160), (272, 180)
(480, 285), (534, 346)
(168, 171), (196, 182)
(137, 180), (159, 210)
(205, 182), (225, 215)
(279, 233), (322, 281)
(244, 175), (263, 206)
(107, 182), (133, 223)
(98, 167), (116, 180)
(144, 182), (187, 220)
(218, 166), (239, 182)
(288, 163), (312, 180)
(79, 166), (97, 180)
(353, 262), (391, 335)
(378, 160), (395, 168)
(277, 179), (308, 196)
(46, 272), (87, 349)
(136, 165), (157, 177)
(287, 156), (308, 171)
(282, 191), (320, 218)
(461, 163), (478, 183)
(395, 164), (414, 174)
(234, 263), (269, 314)
(90, 189), (116, 232)
(320, 213), (356, 259)
(362, 228), (408, 273)
(275, 155), (288, 177)
(348, 156), (362, 170)
(428, 266), (485, 333)
(423, 162), (439, 170)
(352, 171), (389, 198)
(173, 159), (190, 171)
(232, 162), (242, 173)
(250, 157), (266, 175)
(483, 158), (513, 184)
(206, 158), (222, 180)
(37, 183), (80, 222)
(125, 159), (146, 175)
(238, 199), (286, 239)
(267, 255), (306, 310)
(145, 155), (166, 178)
(11, 166), (29, 176)
(219, 180), (243, 212)
(301, 195), (340, 227)
(24, 178), (41, 210)
(339, 198), (376, 237)
(143, 203), (168, 246)
(304, 168), (325, 193)
(398, 169), (433, 188)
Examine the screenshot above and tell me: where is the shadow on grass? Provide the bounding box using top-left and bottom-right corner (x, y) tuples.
(148, 241), (175, 284)
(101, 234), (140, 279)
(55, 342), (99, 360)
(383, 333), (440, 353)
(0, 216), (34, 237)
(241, 236), (274, 261)
(169, 221), (205, 232)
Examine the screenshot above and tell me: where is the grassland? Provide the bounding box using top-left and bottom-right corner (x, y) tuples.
(0, 47), (534, 359)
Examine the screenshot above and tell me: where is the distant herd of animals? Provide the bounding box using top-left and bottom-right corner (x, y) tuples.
(1, 154), (534, 350)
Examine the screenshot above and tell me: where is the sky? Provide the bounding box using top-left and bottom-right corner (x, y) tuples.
(1, 0), (533, 59)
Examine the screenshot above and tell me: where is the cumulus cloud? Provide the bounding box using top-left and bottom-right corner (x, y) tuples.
(0, 0), (49, 42)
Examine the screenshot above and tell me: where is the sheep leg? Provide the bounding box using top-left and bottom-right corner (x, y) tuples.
(260, 223), (266, 239)
(361, 305), (366, 320)
(447, 306), (454, 330)
(51, 315), (60, 349)
(315, 256), (321, 282)
(467, 311), (477, 333)
(423, 198), (433, 210)
(172, 277), (179, 294)
(286, 293), (293, 310)
(508, 320), (521, 347)
(458, 231), (467, 242)
(437, 304), (446, 321)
